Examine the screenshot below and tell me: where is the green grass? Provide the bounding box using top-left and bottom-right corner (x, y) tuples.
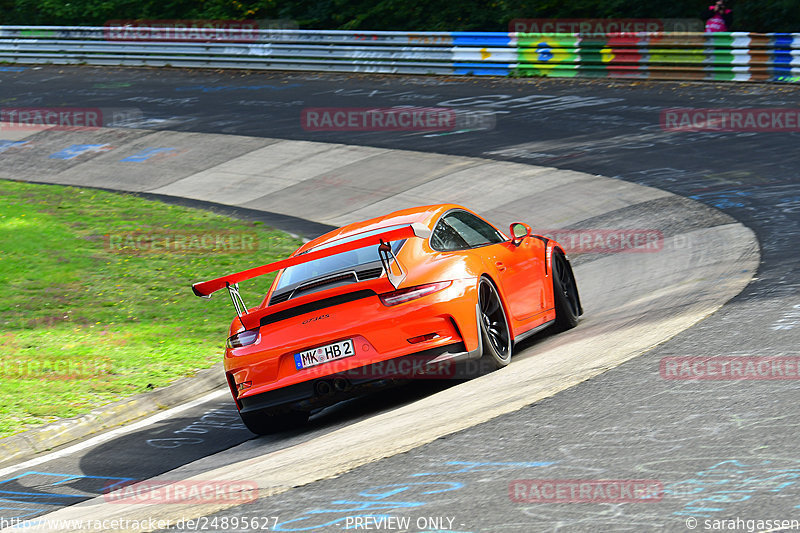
(0, 180), (303, 438)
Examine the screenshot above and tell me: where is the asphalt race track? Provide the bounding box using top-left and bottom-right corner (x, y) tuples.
(1, 67), (799, 532)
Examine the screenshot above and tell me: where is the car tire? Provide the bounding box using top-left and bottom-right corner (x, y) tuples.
(239, 409), (309, 435)
(552, 251), (581, 332)
(477, 277), (513, 372)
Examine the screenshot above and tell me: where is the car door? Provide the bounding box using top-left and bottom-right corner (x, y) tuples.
(431, 210), (546, 322)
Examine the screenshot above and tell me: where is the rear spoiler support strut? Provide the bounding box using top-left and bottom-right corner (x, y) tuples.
(378, 240), (406, 289)
(226, 282), (248, 327)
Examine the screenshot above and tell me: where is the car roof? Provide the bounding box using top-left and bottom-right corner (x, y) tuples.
(297, 204), (462, 254)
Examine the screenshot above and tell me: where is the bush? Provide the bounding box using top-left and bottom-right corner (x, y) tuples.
(0, 0), (797, 34)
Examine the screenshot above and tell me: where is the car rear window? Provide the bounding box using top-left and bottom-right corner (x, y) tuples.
(274, 225), (407, 292)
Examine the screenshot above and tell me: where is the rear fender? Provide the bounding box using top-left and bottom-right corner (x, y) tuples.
(477, 273), (518, 343)
(456, 280), (482, 355)
(547, 242), (583, 316)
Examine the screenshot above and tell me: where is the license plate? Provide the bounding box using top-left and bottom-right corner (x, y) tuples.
(294, 339), (355, 370)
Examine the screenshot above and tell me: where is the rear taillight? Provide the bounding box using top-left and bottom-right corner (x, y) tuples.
(379, 281), (452, 306)
(226, 329), (259, 349)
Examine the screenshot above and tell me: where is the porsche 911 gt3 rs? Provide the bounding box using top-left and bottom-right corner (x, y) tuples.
(192, 204), (582, 434)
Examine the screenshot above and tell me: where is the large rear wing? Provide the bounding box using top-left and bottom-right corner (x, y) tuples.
(191, 223), (432, 315)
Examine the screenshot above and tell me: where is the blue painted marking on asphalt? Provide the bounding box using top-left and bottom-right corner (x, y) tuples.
(29, 471), (133, 489)
(0, 141), (28, 154)
(688, 188), (753, 209)
(0, 471), (137, 505)
(4, 470), (136, 487)
(48, 144), (110, 160)
(0, 490), (84, 503)
(411, 460), (556, 476)
(670, 460), (800, 518)
(0, 505), (44, 520)
(359, 482), (463, 499)
(120, 147), (176, 162)
(0, 67), (27, 72)
(274, 461), (555, 530)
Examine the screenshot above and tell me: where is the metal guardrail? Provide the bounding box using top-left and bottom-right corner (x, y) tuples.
(0, 26), (798, 82)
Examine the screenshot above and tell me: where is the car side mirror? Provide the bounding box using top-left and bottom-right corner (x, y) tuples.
(510, 222), (532, 246)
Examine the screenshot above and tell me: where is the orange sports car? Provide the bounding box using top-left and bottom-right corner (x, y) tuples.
(192, 204), (582, 434)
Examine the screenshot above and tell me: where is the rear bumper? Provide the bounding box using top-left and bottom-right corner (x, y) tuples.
(226, 278), (482, 401)
(237, 341), (479, 415)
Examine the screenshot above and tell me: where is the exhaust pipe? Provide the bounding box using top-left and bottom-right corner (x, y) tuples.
(333, 377), (351, 392)
(315, 380), (333, 396)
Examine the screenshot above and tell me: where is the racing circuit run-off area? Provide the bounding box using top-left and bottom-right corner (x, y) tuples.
(0, 12), (799, 533)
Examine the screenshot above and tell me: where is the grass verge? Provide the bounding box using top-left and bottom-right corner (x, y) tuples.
(0, 180), (302, 438)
